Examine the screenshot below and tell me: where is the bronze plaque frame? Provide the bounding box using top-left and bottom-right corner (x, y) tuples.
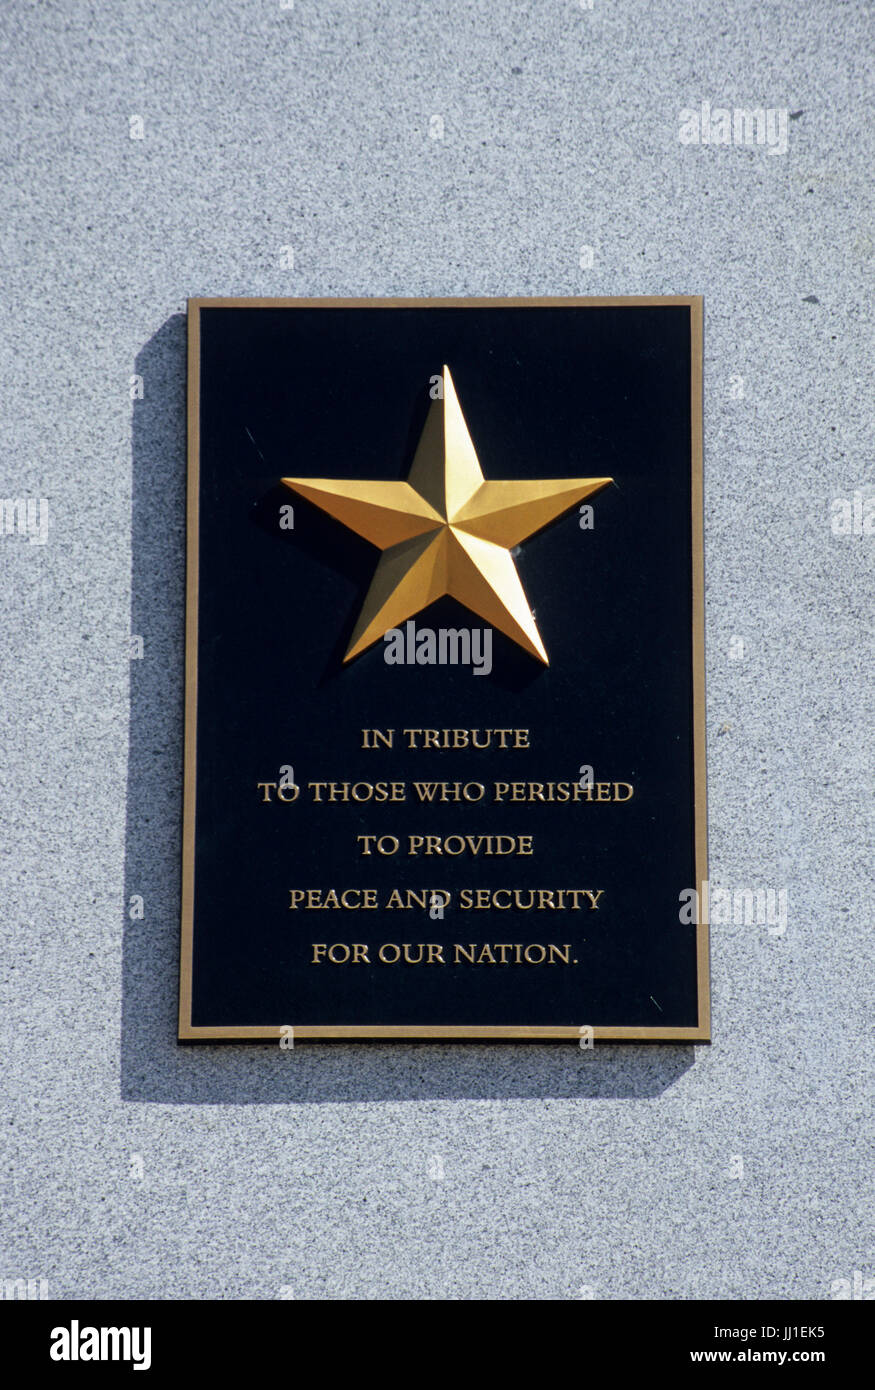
(179, 295), (708, 1042)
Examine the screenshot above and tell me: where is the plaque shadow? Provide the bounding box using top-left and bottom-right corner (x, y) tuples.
(120, 314), (697, 1105)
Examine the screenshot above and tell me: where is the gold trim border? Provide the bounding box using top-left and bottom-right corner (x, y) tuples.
(178, 295), (709, 1044)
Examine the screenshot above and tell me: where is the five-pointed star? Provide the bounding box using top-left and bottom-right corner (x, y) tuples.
(281, 365), (612, 665)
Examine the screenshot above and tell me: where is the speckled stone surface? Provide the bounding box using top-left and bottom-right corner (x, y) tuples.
(0, 0), (872, 1300)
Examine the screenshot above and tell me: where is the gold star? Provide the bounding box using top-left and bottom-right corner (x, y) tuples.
(282, 366), (612, 664)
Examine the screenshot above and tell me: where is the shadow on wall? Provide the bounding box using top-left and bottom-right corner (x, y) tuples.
(120, 311), (697, 1105)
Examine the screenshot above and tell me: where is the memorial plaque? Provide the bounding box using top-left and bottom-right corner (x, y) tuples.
(179, 296), (708, 1041)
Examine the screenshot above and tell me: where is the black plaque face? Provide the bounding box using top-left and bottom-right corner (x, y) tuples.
(180, 297), (708, 1042)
